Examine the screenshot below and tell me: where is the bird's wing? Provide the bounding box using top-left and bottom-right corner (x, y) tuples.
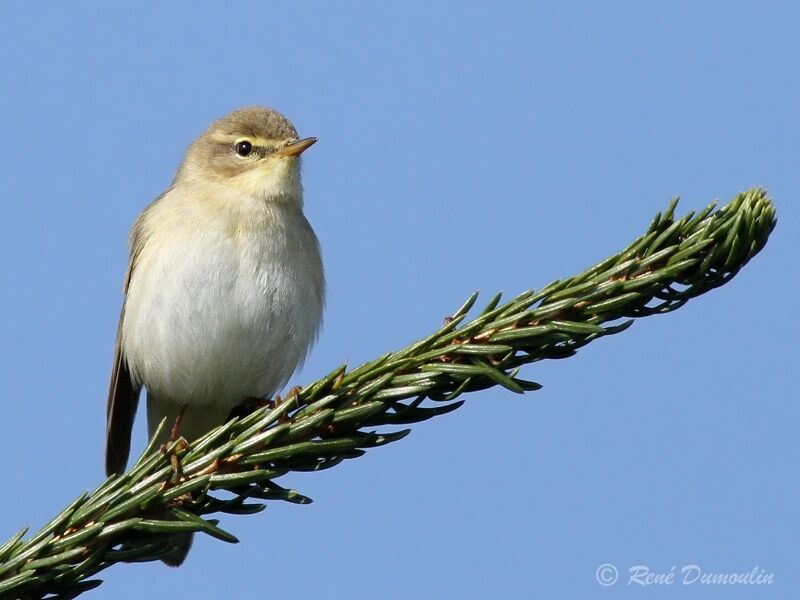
(104, 208), (152, 476)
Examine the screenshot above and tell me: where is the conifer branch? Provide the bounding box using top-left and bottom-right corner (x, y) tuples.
(0, 188), (776, 599)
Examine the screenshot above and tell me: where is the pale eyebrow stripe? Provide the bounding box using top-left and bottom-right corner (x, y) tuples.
(214, 134), (288, 147)
(214, 138), (279, 158)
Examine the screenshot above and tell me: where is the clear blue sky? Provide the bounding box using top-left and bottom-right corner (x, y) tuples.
(0, 3), (796, 598)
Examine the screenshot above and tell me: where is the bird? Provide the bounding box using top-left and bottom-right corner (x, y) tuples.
(105, 106), (325, 566)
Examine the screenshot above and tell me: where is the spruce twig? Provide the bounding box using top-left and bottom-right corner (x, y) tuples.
(0, 188), (776, 599)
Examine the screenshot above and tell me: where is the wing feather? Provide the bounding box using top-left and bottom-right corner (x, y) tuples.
(104, 204), (155, 476)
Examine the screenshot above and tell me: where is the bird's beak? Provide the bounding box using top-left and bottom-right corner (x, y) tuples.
(274, 137), (318, 157)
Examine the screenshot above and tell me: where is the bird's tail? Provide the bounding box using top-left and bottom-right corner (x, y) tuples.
(161, 532), (194, 567)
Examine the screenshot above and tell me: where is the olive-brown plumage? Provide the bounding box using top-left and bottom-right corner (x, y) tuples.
(105, 106), (324, 565)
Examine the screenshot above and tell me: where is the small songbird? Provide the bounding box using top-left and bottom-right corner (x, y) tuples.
(105, 106), (325, 565)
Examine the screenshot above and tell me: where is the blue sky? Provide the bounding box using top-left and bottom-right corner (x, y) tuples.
(0, 2), (797, 598)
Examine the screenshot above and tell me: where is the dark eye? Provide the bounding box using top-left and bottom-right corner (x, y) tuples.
(235, 140), (253, 157)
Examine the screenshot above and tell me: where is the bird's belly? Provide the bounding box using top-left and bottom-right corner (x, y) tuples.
(122, 233), (321, 410)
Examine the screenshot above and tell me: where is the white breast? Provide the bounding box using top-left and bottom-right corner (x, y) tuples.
(121, 188), (324, 414)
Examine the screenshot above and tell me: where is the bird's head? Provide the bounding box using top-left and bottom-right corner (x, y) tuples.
(176, 106), (316, 203)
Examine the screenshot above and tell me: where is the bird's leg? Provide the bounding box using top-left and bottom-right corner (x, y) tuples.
(170, 404), (189, 442)
(163, 404), (189, 481)
(271, 394), (285, 421)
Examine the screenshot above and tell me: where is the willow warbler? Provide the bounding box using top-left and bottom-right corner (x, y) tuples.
(105, 106), (325, 565)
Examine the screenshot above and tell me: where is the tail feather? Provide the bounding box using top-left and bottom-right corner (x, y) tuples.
(161, 532), (194, 567)
(106, 347), (140, 476)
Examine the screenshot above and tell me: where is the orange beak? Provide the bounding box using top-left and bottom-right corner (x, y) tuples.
(274, 137), (318, 157)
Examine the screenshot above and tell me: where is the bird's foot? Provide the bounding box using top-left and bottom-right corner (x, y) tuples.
(160, 404), (189, 482)
(276, 386), (303, 423)
(228, 387), (303, 423)
(284, 386), (303, 408)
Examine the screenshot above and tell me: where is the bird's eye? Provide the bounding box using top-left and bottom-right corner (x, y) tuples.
(235, 140), (253, 157)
